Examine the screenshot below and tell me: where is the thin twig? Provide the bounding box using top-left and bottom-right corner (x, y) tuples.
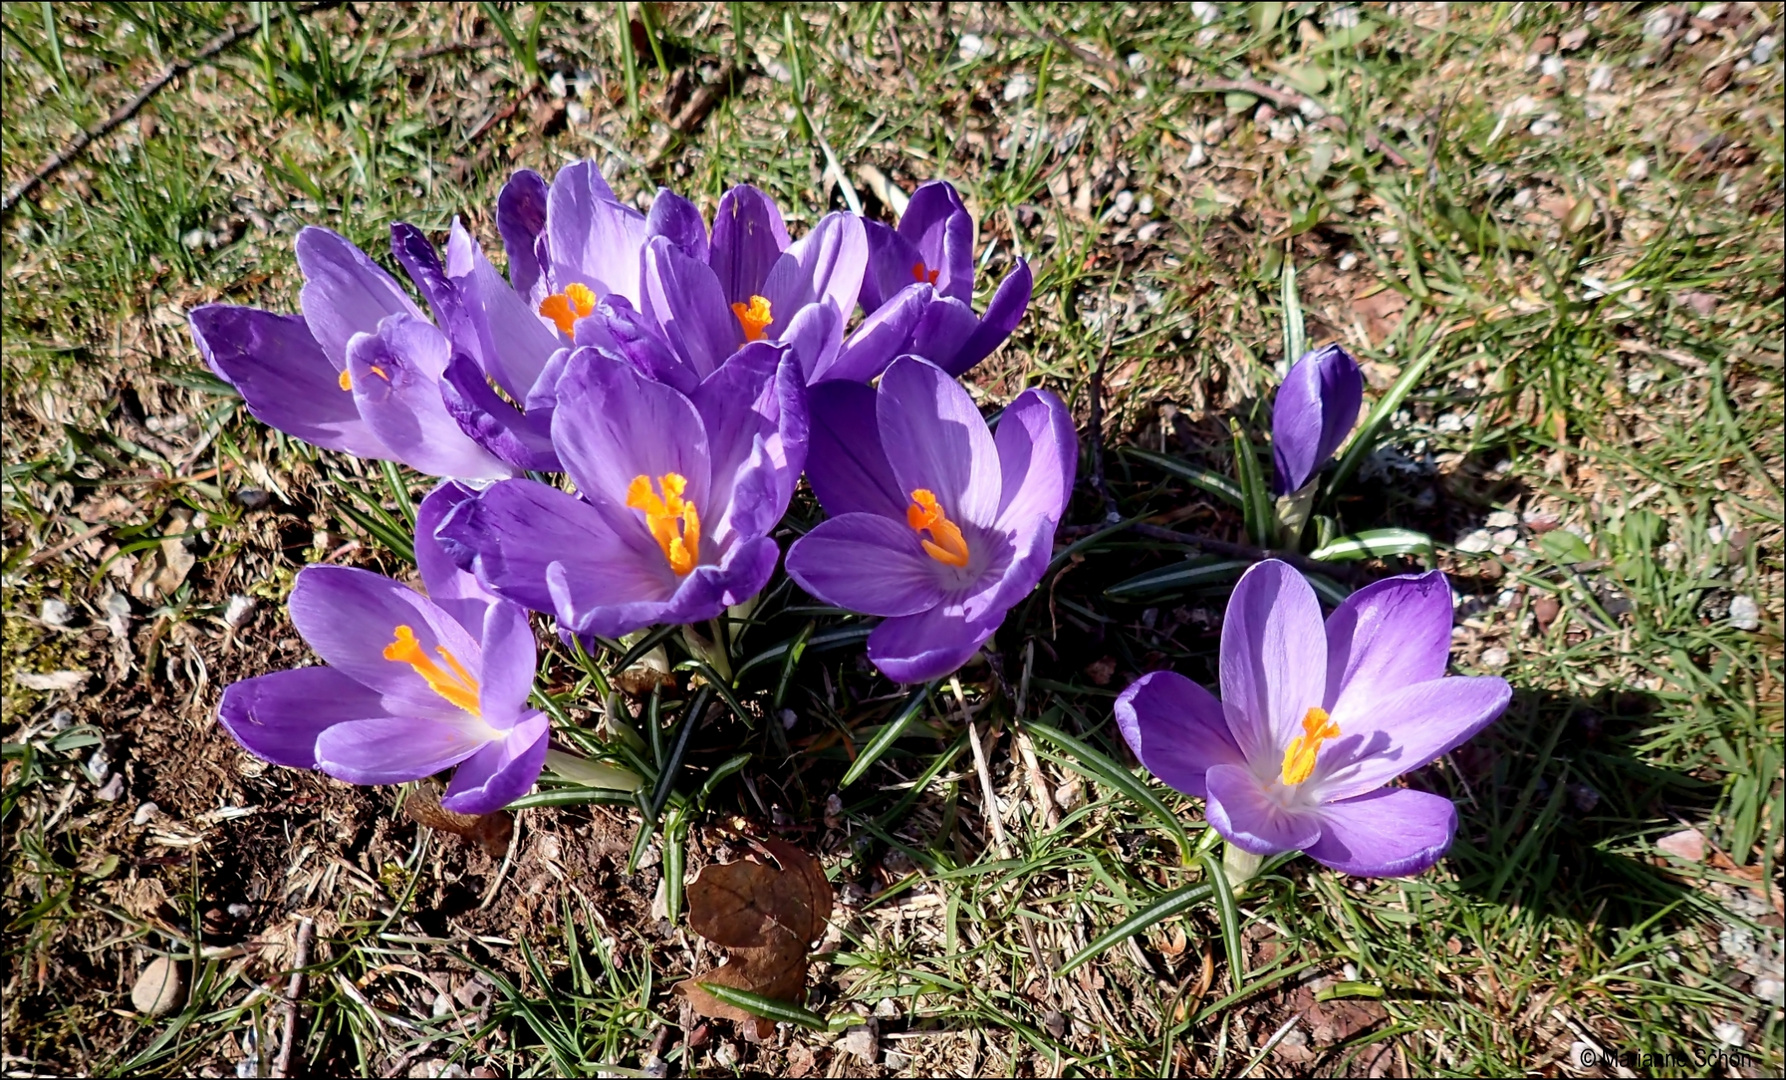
(3, 2), (343, 215)
(1176, 78), (1410, 168)
(272, 916), (315, 1080)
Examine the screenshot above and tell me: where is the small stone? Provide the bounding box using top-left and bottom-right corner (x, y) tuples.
(838, 1021), (878, 1061)
(1003, 74), (1033, 102)
(873, 998), (898, 1019)
(1712, 1021), (1745, 1049)
(1728, 595), (1760, 631)
(1567, 783), (1600, 814)
(779, 708), (797, 730)
(132, 956), (185, 1016)
(40, 598), (74, 627)
(97, 774), (125, 802)
(1719, 924), (1755, 960)
(1587, 65), (1614, 92)
(1480, 648), (1510, 670)
(1054, 778), (1084, 812)
(87, 747), (111, 784)
(957, 34), (992, 61)
(233, 487), (271, 510)
(1456, 529), (1494, 554)
(224, 595), (257, 629)
(1533, 596), (1561, 629)
(1642, 9), (1678, 39)
(1337, 251), (1358, 272)
(1754, 977), (1785, 1006)
(1136, 220), (1165, 242)
(1559, 27), (1589, 51)
(712, 1041), (740, 1068)
(408, 1060), (468, 1079)
(1656, 828), (1704, 862)
(1042, 1009), (1069, 1038)
(1540, 56), (1565, 80)
(1484, 510), (1519, 529)
(1190, 1), (1220, 23)
(1185, 142), (1208, 168)
(1752, 36), (1777, 65)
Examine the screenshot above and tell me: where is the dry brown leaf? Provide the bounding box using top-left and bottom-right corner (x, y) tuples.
(674, 837), (833, 1038)
(403, 782), (512, 858)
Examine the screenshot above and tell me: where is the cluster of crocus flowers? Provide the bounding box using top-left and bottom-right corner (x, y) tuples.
(1115, 560), (1510, 876)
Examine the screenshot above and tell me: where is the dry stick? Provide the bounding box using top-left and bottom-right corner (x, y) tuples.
(1177, 78), (1411, 169)
(272, 916), (316, 1080)
(2, 2), (343, 215)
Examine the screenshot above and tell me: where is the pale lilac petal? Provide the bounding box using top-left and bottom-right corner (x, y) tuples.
(1203, 763), (1324, 856)
(690, 342), (797, 542)
(876, 356), (1001, 527)
(1312, 676), (1512, 802)
(438, 352), (561, 473)
(189, 305), (391, 459)
(992, 388), (1077, 531)
(441, 713), (550, 814)
(546, 532), (779, 639)
(288, 565), (482, 719)
(943, 260), (1032, 376)
(461, 240), (563, 400)
(1271, 344), (1363, 494)
(859, 220), (923, 312)
(866, 602), (1000, 684)
(547, 161), (647, 304)
(908, 295), (980, 372)
(805, 380), (907, 520)
(348, 316), (514, 481)
(710, 184), (790, 306)
(1114, 671), (1244, 799)
(1305, 787), (1457, 877)
(296, 226), (425, 368)
(641, 236), (736, 379)
(762, 212), (867, 328)
(820, 282), (931, 384)
(655, 534), (781, 627)
(897, 181), (974, 303)
(578, 297), (699, 394)
(315, 715), (490, 784)
(1219, 560), (1327, 767)
(551, 351), (711, 516)
(390, 222), (460, 330)
(778, 300), (843, 382)
(218, 666), (389, 769)
(497, 168), (550, 297)
(645, 188), (709, 263)
(786, 514), (947, 617)
(1324, 570), (1453, 717)
(415, 480), (501, 632)
(475, 601), (536, 730)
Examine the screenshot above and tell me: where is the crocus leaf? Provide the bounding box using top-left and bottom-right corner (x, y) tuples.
(695, 984), (834, 1031)
(1281, 257), (1306, 369)
(1325, 337), (1438, 498)
(1105, 558), (1252, 601)
(1308, 527), (1436, 565)
(839, 681), (936, 788)
(1028, 721), (1192, 860)
(1197, 851), (1247, 994)
(1229, 418), (1275, 549)
(1122, 448), (1244, 507)
(506, 787), (639, 810)
(1058, 881), (1214, 975)
(736, 624), (872, 680)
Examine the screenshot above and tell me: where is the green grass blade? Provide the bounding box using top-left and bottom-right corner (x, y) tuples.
(1326, 341), (1439, 496)
(695, 984), (833, 1030)
(1122, 447), (1244, 506)
(1105, 558), (1251, 601)
(1281, 254), (1306, 363)
(1027, 722), (1191, 860)
(1058, 882), (1213, 975)
(1229, 418), (1275, 549)
(839, 681), (937, 788)
(1197, 852), (1246, 993)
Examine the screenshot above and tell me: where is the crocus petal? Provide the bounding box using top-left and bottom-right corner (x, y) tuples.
(1218, 560), (1328, 767)
(1305, 787), (1457, 877)
(805, 380), (907, 520)
(645, 187), (710, 263)
(415, 480), (502, 632)
(1324, 570), (1453, 718)
(943, 259), (1033, 377)
(898, 180), (975, 303)
(438, 351), (562, 473)
(876, 356), (1001, 527)
(579, 296), (699, 394)
(1270, 343), (1364, 495)
(908, 295), (981, 373)
(391, 222), (461, 330)
(496, 168), (550, 298)
(786, 513), (947, 617)
(778, 299), (843, 383)
(690, 342), (803, 542)
(348, 316), (515, 481)
(820, 282), (931, 384)
(656, 534), (782, 628)
(189, 305), (392, 459)
(461, 239), (564, 401)
(315, 716), (490, 785)
(859, 220), (924, 313)
(762, 212), (867, 329)
(1312, 676), (1512, 802)
(295, 226), (425, 369)
(710, 184), (791, 306)
(866, 602), (1001, 684)
(218, 666), (390, 769)
(992, 387), (1077, 531)
(441, 713), (550, 815)
(641, 236), (736, 380)
(1114, 671), (1246, 799)
(547, 161), (647, 304)
(551, 350), (711, 516)
(288, 565), (483, 719)
(1203, 763), (1324, 856)
(475, 601), (537, 730)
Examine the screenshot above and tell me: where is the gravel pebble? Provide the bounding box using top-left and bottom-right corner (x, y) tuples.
(131, 956), (185, 1016)
(1728, 594), (1760, 631)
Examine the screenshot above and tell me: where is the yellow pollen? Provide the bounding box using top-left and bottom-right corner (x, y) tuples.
(383, 625), (481, 715)
(626, 472), (701, 576)
(1279, 707), (1340, 786)
(538, 281), (598, 334)
(338, 369), (352, 391)
(731, 295), (773, 342)
(905, 489), (970, 568)
(911, 261), (940, 285)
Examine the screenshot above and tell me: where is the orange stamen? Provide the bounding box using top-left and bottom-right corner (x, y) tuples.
(912, 261), (940, 285)
(905, 489), (970, 568)
(338, 369), (352, 391)
(731, 295), (773, 342)
(626, 472), (701, 576)
(1279, 707), (1340, 786)
(538, 281), (598, 334)
(383, 625), (482, 715)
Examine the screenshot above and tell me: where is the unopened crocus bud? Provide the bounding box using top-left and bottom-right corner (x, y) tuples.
(1270, 343), (1364, 496)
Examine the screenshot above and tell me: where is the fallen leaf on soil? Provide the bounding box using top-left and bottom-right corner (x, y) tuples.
(675, 837), (834, 1038)
(403, 782), (513, 858)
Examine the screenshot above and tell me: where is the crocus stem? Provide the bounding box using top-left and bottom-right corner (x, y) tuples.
(543, 749), (643, 792)
(1273, 479), (1319, 549)
(1221, 841), (1266, 891)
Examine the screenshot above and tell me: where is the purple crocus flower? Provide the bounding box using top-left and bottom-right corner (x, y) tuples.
(784, 356), (1076, 683)
(629, 185), (933, 386)
(435, 340), (808, 639)
(858, 180), (1033, 378)
(1271, 343), (1364, 495)
(189, 228), (517, 482)
(217, 482), (550, 815)
(1115, 560), (1511, 877)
